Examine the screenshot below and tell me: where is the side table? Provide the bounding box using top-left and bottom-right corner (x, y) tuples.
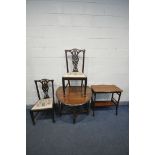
(91, 85), (123, 116)
(56, 86), (92, 124)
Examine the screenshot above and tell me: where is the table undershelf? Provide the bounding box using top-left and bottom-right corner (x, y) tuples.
(94, 101), (115, 107)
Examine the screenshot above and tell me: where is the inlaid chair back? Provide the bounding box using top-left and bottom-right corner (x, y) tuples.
(65, 48), (85, 73)
(30, 79), (55, 125)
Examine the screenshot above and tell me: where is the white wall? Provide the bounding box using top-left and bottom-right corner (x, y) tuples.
(26, 0), (129, 105)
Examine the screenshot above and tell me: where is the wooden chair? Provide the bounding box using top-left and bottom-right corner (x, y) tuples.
(30, 79), (55, 125)
(62, 48), (87, 96)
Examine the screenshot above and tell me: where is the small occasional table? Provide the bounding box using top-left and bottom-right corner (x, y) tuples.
(56, 86), (92, 124)
(91, 85), (123, 116)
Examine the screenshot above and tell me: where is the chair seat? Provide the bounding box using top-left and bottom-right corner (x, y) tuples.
(32, 98), (53, 110)
(63, 72), (86, 78)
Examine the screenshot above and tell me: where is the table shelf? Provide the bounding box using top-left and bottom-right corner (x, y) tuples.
(94, 101), (114, 107)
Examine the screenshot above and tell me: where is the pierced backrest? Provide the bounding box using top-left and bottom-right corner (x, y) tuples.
(65, 48), (85, 73)
(35, 79), (54, 101)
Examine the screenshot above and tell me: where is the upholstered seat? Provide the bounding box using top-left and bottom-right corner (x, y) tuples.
(63, 72), (86, 78)
(32, 98), (53, 110)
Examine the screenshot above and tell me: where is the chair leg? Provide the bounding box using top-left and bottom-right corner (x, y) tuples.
(30, 110), (35, 125)
(84, 78), (87, 96)
(52, 109), (55, 123)
(92, 93), (96, 117)
(81, 80), (83, 87)
(87, 102), (89, 115)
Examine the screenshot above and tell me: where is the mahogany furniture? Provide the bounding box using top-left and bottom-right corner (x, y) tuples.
(91, 85), (123, 116)
(62, 49), (87, 96)
(30, 79), (55, 125)
(56, 86), (92, 124)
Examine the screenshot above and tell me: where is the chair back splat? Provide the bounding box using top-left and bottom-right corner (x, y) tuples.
(65, 48), (85, 73)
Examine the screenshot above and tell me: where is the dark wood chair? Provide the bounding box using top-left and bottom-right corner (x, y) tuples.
(30, 79), (55, 125)
(62, 48), (87, 96)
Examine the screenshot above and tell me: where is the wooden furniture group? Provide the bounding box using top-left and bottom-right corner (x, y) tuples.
(30, 49), (123, 125)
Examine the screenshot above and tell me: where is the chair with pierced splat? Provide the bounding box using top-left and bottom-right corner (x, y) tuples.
(30, 79), (55, 125)
(62, 48), (87, 96)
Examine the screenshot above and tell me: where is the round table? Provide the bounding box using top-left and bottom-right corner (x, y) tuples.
(56, 86), (92, 123)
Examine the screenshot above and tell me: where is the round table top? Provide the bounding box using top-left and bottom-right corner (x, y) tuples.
(56, 86), (92, 106)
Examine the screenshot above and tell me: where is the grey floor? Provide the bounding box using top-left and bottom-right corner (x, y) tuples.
(26, 105), (129, 155)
